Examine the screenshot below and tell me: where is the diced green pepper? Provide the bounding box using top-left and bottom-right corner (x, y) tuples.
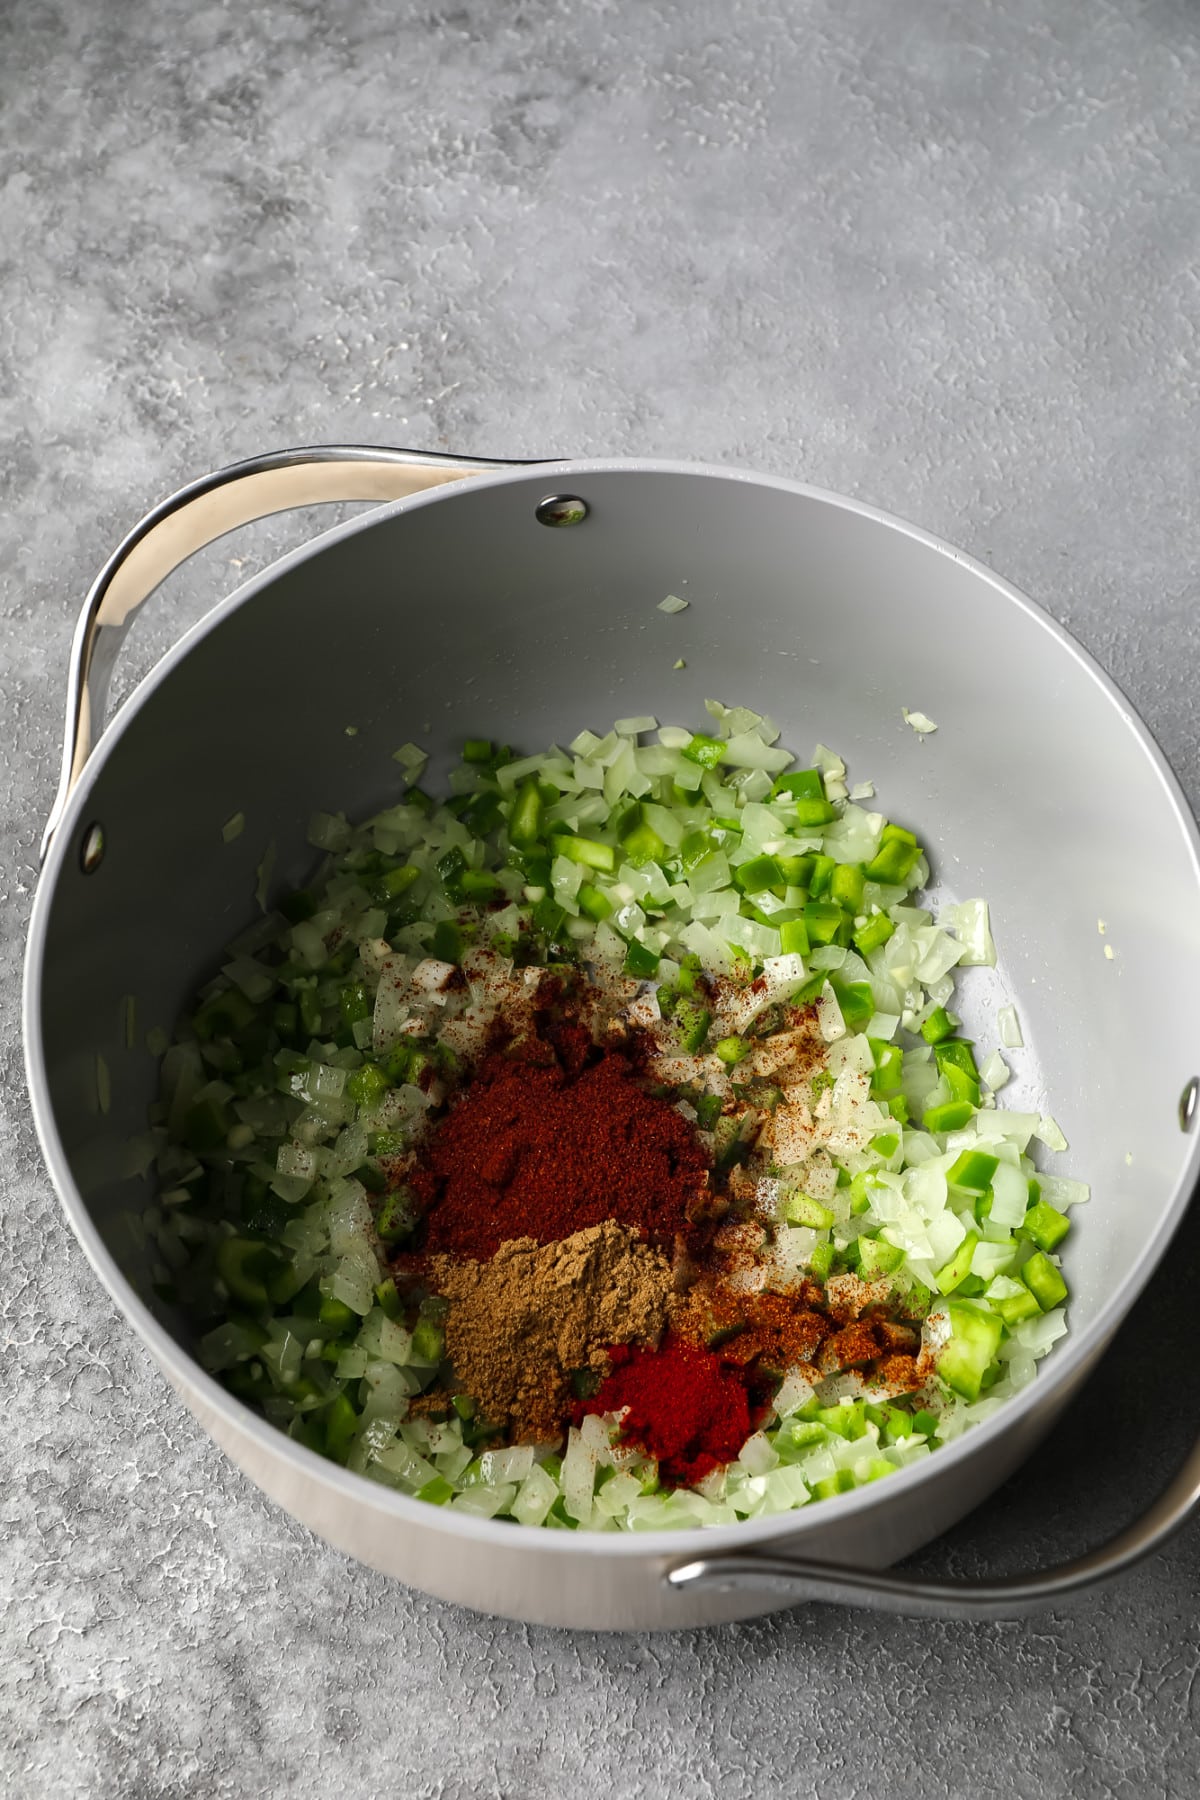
(694, 1092), (723, 1130)
(339, 981), (372, 1027)
(790, 972), (827, 1004)
(347, 1062), (391, 1110)
(934, 1232), (980, 1295)
(935, 1039), (979, 1081)
(412, 1318), (446, 1363)
(803, 900), (845, 945)
(416, 1475), (456, 1505)
(376, 1189), (415, 1246)
(865, 824), (923, 885)
(831, 978), (873, 1032)
(509, 779), (542, 846)
(623, 939), (661, 979)
(462, 738), (493, 763)
(809, 1240), (836, 1280)
(779, 917), (810, 956)
(989, 1282), (1042, 1326)
(829, 862), (865, 910)
(923, 1099), (976, 1133)
(869, 1040), (903, 1094)
(772, 769), (825, 801)
(777, 1419), (828, 1457)
(847, 1170), (876, 1215)
(374, 1278), (403, 1321)
(371, 1129), (407, 1157)
(675, 953), (704, 996)
(733, 854), (784, 896)
(323, 1392), (360, 1462)
(714, 1035), (750, 1066)
(807, 854), (836, 898)
(435, 846), (467, 891)
(682, 733), (728, 768)
(577, 882), (613, 921)
(1022, 1199), (1071, 1253)
(818, 1403), (869, 1441)
(938, 1300), (1004, 1402)
(216, 1236), (281, 1307)
(858, 1236), (905, 1277)
(431, 920), (465, 963)
(622, 822), (667, 868)
(675, 998), (711, 1054)
(458, 869), (503, 902)
(946, 1149), (999, 1194)
(882, 1405), (914, 1440)
(550, 833), (616, 873)
(530, 896), (567, 942)
(374, 864), (421, 903)
(713, 1113), (748, 1169)
(920, 1006), (957, 1044)
(941, 1062), (981, 1107)
(319, 1294), (358, 1332)
(1022, 1251), (1068, 1311)
(678, 830), (715, 872)
(853, 912), (895, 956)
(462, 790), (504, 836)
(782, 1192), (835, 1229)
(811, 1470), (857, 1501)
(794, 797), (838, 827)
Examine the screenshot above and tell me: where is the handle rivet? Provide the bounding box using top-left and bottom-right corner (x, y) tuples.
(535, 493), (589, 528)
(80, 822), (105, 874)
(1180, 1078), (1199, 1132)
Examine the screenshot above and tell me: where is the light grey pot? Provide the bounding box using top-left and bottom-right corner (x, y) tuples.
(23, 449), (1200, 1630)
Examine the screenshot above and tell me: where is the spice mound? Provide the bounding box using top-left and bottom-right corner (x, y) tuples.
(425, 1221), (673, 1442)
(412, 1039), (711, 1259)
(576, 1341), (751, 1486)
(395, 967), (934, 1470)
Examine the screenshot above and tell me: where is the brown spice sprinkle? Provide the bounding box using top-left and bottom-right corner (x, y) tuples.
(422, 1221), (673, 1441)
(670, 1264), (926, 1399)
(670, 1282), (828, 1375)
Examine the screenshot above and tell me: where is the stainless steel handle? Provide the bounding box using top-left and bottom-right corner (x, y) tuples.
(41, 442), (534, 862)
(667, 1429), (1200, 1618)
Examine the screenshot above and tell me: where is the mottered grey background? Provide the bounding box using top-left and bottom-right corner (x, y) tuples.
(3, 0), (1199, 1794)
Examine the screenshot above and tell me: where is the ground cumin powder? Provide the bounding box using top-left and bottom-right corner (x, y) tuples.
(425, 1220), (673, 1441)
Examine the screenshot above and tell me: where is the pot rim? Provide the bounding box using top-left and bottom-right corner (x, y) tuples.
(24, 454), (1200, 1562)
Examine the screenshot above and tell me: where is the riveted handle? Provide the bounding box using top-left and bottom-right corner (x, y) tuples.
(41, 443), (536, 862)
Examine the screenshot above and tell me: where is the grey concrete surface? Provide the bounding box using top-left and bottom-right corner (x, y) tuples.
(3, 0), (1200, 1794)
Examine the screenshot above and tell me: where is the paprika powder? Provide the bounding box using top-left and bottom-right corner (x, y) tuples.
(576, 1339), (751, 1485)
(412, 1040), (711, 1260)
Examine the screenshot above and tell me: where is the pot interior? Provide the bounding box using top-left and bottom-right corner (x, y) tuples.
(32, 463), (1200, 1450)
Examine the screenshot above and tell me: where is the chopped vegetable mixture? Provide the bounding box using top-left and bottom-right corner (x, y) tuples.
(142, 702), (1087, 1531)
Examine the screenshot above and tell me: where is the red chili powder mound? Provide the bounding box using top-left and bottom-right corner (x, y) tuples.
(578, 1340), (751, 1486)
(412, 1046), (711, 1260)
